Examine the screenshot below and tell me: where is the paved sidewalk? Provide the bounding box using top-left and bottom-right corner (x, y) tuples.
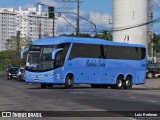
(133, 79), (160, 89)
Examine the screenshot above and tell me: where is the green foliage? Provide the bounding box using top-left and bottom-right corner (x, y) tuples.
(6, 36), (32, 52)
(60, 31), (113, 40)
(97, 30), (112, 40)
(152, 33), (160, 53)
(0, 36), (31, 72)
(67, 33), (92, 38)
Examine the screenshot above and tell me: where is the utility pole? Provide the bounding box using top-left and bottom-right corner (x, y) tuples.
(76, 0), (80, 37)
(63, 0), (81, 36)
(38, 3), (55, 37)
(38, 22), (42, 39)
(57, 11), (97, 36)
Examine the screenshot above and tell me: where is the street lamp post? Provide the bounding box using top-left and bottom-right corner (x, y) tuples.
(38, 3), (97, 36)
(38, 3), (55, 37)
(48, 6), (55, 37)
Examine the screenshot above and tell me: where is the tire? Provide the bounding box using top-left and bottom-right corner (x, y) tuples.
(47, 84), (53, 88)
(147, 72), (153, 79)
(7, 76), (11, 80)
(91, 84), (101, 88)
(101, 85), (108, 88)
(65, 75), (74, 89)
(123, 78), (132, 89)
(91, 84), (96, 88)
(41, 84), (47, 89)
(114, 77), (123, 89)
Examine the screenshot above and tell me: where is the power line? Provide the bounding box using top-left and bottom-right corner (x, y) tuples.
(113, 16), (160, 32)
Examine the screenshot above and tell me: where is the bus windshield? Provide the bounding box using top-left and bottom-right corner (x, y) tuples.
(26, 45), (56, 72)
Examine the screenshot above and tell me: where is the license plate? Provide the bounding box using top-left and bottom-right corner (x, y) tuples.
(34, 79), (39, 82)
(13, 76), (16, 77)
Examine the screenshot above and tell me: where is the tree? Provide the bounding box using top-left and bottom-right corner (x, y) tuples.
(60, 33), (92, 38)
(0, 36), (32, 71)
(79, 33), (91, 38)
(150, 33), (160, 57)
(5, 36), (32, 52)
(98, 30), (112, 40)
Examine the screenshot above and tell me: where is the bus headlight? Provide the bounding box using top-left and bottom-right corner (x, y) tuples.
(25, 73), (29, 76)
(45, 72), (54, 77)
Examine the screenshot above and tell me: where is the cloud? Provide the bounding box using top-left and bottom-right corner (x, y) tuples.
(36, 0), (58, 6)
(21, 4), (34, 10)
(55, 14), (76, 35)
(34, 0), (112, 34)
(89, 11), (112, 27)
(55, 10), (113, 35)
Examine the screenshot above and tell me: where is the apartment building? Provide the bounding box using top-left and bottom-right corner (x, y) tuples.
(16, 6), (53, 40)
(0, 5), (53, 51)
(0, 8), (17, 51)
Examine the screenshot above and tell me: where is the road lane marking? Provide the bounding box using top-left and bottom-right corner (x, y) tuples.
(129, 97), (136, 99)
(129, 118), (137, 120)
(148, 100), (157, 103)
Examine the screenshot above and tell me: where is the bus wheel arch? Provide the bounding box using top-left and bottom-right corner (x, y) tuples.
(112, 74), (124, 89)
(65, 73), (74, 89)
(41, 84), (47, 89)
(123, 75), (132, 89)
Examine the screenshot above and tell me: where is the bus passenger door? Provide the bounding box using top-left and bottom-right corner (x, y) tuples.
(53, 51), (64, 83)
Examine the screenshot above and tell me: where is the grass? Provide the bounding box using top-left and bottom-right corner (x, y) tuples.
(0, 71), (5, 74)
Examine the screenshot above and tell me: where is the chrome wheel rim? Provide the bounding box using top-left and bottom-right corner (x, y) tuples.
(126, 80), (130, 86)
(117, 79), (122, 88)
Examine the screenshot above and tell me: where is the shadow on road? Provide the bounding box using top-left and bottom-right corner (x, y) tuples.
(130, 88), (160, 90)
(27, 85), (92, 90)
(27, 85), (160, 90)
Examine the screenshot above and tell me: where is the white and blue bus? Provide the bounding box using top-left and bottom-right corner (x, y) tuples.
(21, 37), (146, 89)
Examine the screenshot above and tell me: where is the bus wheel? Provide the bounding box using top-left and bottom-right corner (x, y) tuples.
(65, 75), (74, 89)
(91, 84), (101, 88)
(91, 84), (96, 88)
(114, 77), (123, 89)
(147, 72), (153, 79)
(41, 84), (46, 89)
(123, 78), (132, 89)
(101, 85), (108, 88)
(47, 84), (53, 88)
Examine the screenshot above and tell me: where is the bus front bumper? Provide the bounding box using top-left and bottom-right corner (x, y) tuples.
(24, 72), (54, 84)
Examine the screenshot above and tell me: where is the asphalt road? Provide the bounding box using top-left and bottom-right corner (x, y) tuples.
(0, 74), (160, 120)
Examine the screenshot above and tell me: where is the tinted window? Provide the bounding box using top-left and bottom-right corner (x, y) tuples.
(29, 46), (41, 51)
(9, 68), (19, 73)
(69, 43), (103, 59)
(61, 43), (70, 64)
(104, 45), (146, 60)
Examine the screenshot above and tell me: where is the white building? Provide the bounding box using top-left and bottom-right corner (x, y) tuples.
(0, 8), (17, 51)
(0, 6), (53, 51)
(113, 0), (150, 47)
(16, 5), (53, 41)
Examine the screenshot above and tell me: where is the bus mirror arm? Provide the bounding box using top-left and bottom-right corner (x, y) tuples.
(20, 48), (29, 59)
(52, 48), (63, 60)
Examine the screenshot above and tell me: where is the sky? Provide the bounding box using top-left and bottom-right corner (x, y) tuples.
(0, 0), (112, 14)
(0, 0), (113, 34)
(0, 0), (160, 34)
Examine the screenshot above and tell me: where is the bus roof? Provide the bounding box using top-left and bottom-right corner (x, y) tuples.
(32, 36), (146, 48)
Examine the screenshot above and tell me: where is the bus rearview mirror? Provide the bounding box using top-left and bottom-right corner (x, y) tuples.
(52, 48), (63, 60)
(20, 48), (29, 59)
